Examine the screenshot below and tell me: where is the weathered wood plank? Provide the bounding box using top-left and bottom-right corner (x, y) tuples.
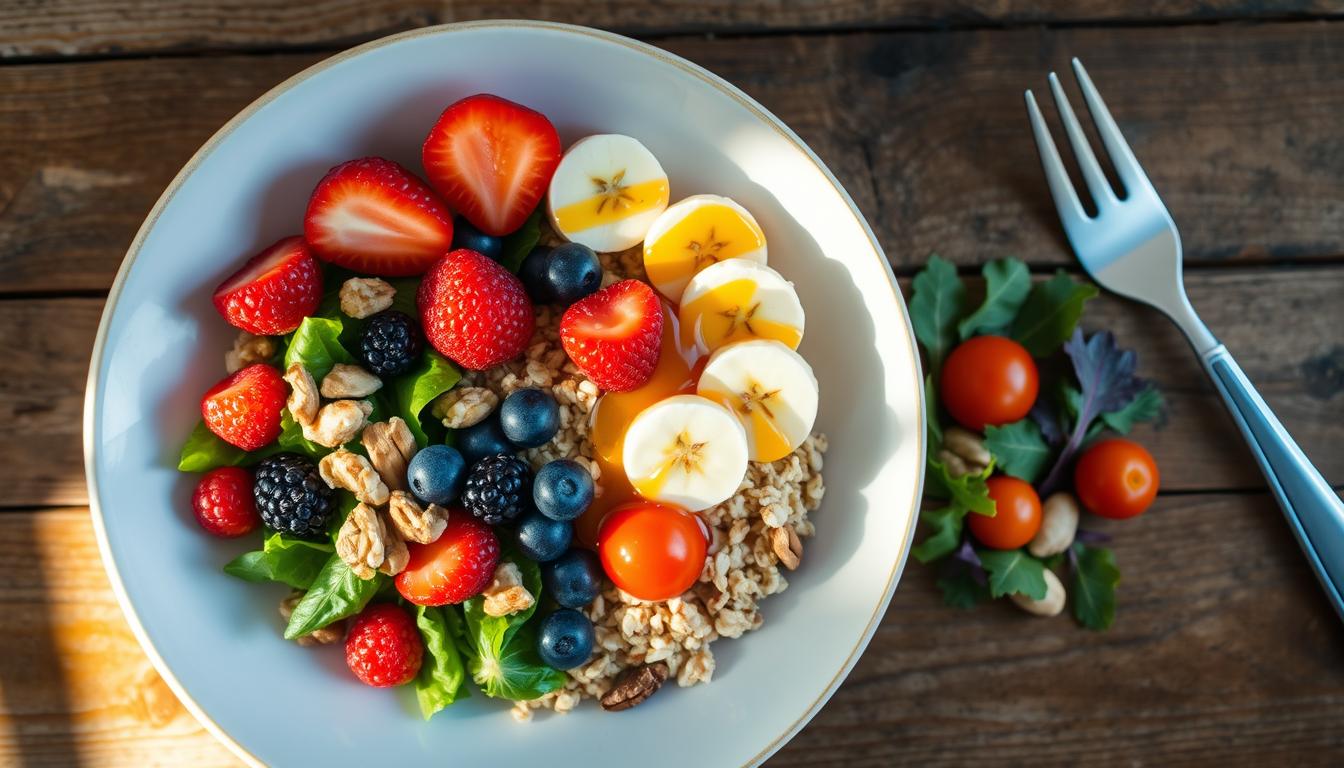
(2, 22), (1344, 292)
(4, 267), (1342, 507)
(2, 1), (1340, 58)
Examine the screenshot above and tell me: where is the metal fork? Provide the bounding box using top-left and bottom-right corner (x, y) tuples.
(1025, 58), (1344, 620)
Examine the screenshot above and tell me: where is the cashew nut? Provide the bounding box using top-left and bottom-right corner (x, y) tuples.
(1010, 568), (1066, 617)
(1028, 492), (1080, 558)
(938, 426), (990, 477)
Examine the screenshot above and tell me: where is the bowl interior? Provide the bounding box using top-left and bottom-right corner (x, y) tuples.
(88, 22), (923, 767)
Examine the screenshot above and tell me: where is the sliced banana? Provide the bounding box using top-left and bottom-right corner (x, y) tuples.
(621, 394), (749, 512)
(643, 194), (767, 304)
(698, 340), (819, 463)
(678, 259), (805, 355)
(547, 134), (670, 253)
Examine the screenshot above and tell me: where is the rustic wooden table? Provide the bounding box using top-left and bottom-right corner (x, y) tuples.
(2, 2), (1343, 765)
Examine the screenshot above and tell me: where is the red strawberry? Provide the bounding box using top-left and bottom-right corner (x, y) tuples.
(560, 279), (663, 392)
(395, 514), (500, 606)
(418, 249), (533, 370)
(345, 603), (423, 687)
(191, 467), (261, 537)
(212, 236), (322, 335)
(200, 364), (288, 451)
(304, 157), (454, 276)
(422, 94), (561, 236)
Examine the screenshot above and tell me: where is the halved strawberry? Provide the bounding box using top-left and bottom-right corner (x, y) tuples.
(212, 236), (322, 335)
(395, 514), (500, 606)
(200, 364), (288, 451)
(422, 94), (561, 236)
(304, 157), (454, 276)
(559, 279), (664, 392)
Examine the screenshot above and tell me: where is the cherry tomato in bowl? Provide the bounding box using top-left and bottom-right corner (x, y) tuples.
(939, 335), (1039, 431)
(969, 476), (1042, 550)
(596, 500), (708, 601)
(1074, 438), (1159, 520)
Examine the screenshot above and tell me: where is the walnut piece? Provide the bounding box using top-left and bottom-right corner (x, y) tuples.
(361, 418), (419, 492)
(319, 449), (390, 506)
(600, 663), (670, 711)
(335, 502), (388, 579)
(339, 277), (395, 319)
(431, 386), (499, 429)
(770, 525), (802, 571)
(302, 400), (372, 448)
(279, 590), (345, 646)
(321, 364), (383, 399)
(387, 490), (448, 544)
(282, 363), (320, 426)
(379, 520), (410, 577)
(482, 562), (535, 617)
(225, 332), (276, 373)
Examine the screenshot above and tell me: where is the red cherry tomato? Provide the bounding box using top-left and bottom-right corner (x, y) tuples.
(969, 476), (1043, 550)
(596, 501), (708, 601)
(939, 336), (1039, 431)
(1074, 438), (1159, 520)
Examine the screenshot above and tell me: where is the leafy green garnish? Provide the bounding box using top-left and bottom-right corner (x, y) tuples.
(277, 409), (329, 459)
(283, 554), (384, 639)
(415, 605), (470, 718)
(937, 568), (991, 608)
(923, 459), (995, 516)
(223, 533), (333, 590)
(958, 258), (1031, 340)
(462, 554), (566, 700)
(977, 549), (1048, 600)
(498, 206), (544, 273)
(983, 419), (1050, 484)
(923, 373), (942, 453)
(1010, 271), (1098, 357)
(909, 254), (965, 374)
(911, 506), (964, 564)
(1071, 543), (1120, 630)
(392, 351), (462, 447)
(284, 316), (353, 381)
(178, 420), (266, 472)
(1101, 384), (1164, 435)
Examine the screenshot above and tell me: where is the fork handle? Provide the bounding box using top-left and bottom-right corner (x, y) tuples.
(1202, 344), (1344, 618)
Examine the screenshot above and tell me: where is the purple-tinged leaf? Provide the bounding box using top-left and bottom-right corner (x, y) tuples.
(1075, 528), (1113, 545)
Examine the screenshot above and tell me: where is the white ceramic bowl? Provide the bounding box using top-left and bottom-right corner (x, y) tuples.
(84, 21), (924, 767)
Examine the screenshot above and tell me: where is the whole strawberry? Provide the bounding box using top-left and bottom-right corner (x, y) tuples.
(344, 603), (424, 687)
(395, 514), (500, 606)
(191, 467), (260, 537)
(212, 236), (322, 335)
(418, 249), (533, 370)
(200, 364), (287, 451)
(560, 279), (663, 391)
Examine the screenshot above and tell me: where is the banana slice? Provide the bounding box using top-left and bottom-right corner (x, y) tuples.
(621, 394), (749, 512)
(697, 340), (819, 463)
(547, 134), (670, 253)
(678, 259), (805, 355)
(643, 194), (767, 303)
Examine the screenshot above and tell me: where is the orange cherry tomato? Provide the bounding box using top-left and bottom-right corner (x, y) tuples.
(596, 500), (708, 601)
(969, 476), (1042, 550)
(939, 336), (1039, 431)
(1074, 438), (1159, 520)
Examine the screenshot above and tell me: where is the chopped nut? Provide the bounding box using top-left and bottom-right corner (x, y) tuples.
(1029, 492), (1080, 558)
(387, 490), (448, 544)
(1011, 568), (1067, 617)
(335, 502), (387, 579)
(600, 663), (670, 711)
(283, 363), (320, 426)
(321, 364), (383, 399)
(379, 515), (410, 577)
(225, 332), (276, 373)
(939, 426), (991, 477)
(339, 277), (395, 319)
(302, 400), (372, 448)
(279, 590), (345, 646)
(361, 418), (419, 492)
(431, 386), (499, 429)
(770, 526), (802, 570)
(482, 562), (535, 617)
(318, 449), (390, 506)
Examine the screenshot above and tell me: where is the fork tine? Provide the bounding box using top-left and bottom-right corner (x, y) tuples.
(1070, 58), (1152, 196)
(1048, 72), (1118, 208)
(1025, 89), (1089, 233)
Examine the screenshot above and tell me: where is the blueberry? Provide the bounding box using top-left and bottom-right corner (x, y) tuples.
(456, 412), (513, 465)
(407, 444), (466, 506)
(536, 609), (594, 670)
(515, 510), (573, 562)
(499, 388), (560, 449)
(533, 459), (594, 522)
(545, 242), (602, 305)
(542, 549), (603, 609)
(451, 216), (503, 261)
(518, 245), (554, 303)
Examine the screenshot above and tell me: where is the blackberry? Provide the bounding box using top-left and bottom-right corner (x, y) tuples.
(461, 454), (532, 525)
(359, 310), (423, 377)
(253, 453), (335, 539)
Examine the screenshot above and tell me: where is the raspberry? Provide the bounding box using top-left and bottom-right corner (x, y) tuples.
(212, 236), (323, 335)
(191, 466), (260, 537)
(252, 453), (335, 539)
(418, 249), (533, 370)
(200, 364), (288, 451)
(461, 454), (532, 526)
(344, 603), (423, 687)
(359, 310), (423, 377)
(559, 279), (662, 392)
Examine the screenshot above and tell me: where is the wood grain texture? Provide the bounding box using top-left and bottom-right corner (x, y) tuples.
(2, 1), (1340, 57)
(3, 22), (1344, 293)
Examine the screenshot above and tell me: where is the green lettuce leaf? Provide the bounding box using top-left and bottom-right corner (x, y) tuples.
(983, 419), (1051, 484)
(462, 554), (565, 700)
(923, 459), (995, 516)
(958, 258), (1031, 340)
(1010, 271), (1098, 357)
(498, 206), (543, 273)
(1101, 384), (1164, 434)
(415, 605), (470, 718)
(284, 316), (353, 381)
(937, 568), (992, 608)
(911, 506), (964, 564)
(909, 254), (966, 373)
(392, 351), (462, 447)
(283, 554), (383, 639)
(977, 549), (1048, 600)
(223, 533), (333, 590)
(1072, 543), (1120, 630)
